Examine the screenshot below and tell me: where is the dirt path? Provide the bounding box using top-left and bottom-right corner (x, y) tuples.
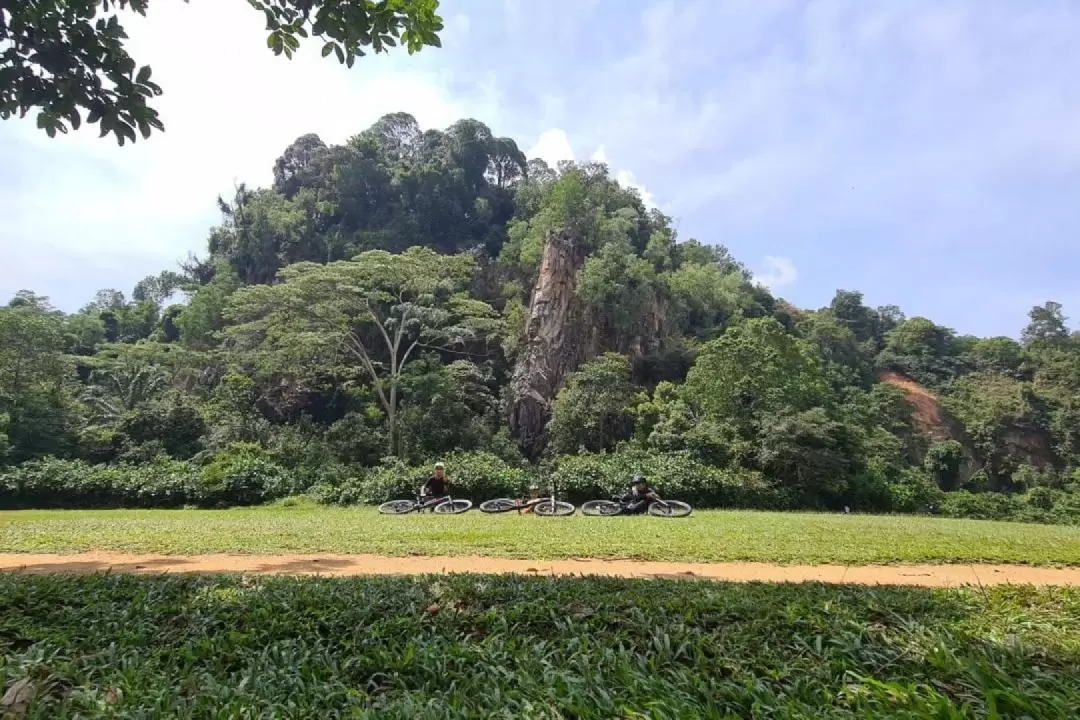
(2, 552), (1080, 586)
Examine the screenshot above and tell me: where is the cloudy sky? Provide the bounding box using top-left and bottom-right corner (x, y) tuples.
(3, 0), (1080, 337)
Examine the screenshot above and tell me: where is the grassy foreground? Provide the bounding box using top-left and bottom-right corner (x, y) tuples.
(1, 573), (1078, 718)
(3, 503), (1080, 565)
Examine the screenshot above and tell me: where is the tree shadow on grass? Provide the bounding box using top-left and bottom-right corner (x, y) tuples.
(251, 557), (359, 574)
(0, 557), (192, 574)
(0, 574), (1077, 717)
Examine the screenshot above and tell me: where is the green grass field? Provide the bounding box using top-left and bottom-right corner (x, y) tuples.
(1, 573), (1078, 718)
(4, 502), (1080, 565)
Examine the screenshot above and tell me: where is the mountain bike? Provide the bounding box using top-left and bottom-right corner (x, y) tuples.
(580, 493), (692, 518)
(479, 483), (575, 516)
(378, 494), (472, 515)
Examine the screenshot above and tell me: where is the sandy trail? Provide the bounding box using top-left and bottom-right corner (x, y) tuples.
(2, 552), (1080, 587)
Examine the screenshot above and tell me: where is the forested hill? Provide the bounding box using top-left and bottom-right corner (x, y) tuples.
(4, 112), (1080, 522)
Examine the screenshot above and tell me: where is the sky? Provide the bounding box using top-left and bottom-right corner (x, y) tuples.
(3, 0), (1080, 338)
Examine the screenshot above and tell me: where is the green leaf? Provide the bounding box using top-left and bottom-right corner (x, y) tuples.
(321, 42), (334, 58)
(136, 65), (152, 84)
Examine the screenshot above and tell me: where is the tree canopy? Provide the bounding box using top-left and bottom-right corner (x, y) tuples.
(1, 0), (444, 144)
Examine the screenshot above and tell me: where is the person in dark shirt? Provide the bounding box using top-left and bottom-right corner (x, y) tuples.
(420, 462), (451, 509)
(621, 475), (657, 514)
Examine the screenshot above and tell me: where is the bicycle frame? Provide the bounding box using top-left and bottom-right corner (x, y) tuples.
(416, 494), (453, 512)
(615, 493), (665, 513)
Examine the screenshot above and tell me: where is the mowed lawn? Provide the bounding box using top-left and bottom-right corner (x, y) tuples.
(3, 503), (1080, 565)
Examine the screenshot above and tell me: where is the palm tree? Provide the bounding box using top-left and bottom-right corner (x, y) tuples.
(82, 363), (168, 423)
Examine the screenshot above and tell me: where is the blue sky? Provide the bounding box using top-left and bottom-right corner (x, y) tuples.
(3, 0), (1080, 338)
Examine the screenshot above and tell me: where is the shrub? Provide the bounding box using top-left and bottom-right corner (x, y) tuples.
(116, 459), (207, 507)
(549, 450), (790, 508)
(887, 469), (946, 514)
(344, 459), (412, 504)
(939, 491), (1023, 522)
(0, 456), (203, 509)
(78, 426), (126, 464)
(328, 451), (529, 505)
(200, 443), (297, 506)
(841, 473), (894, 513)
(1025, 486), (1059, 511)
(306, 482), (344, 505)
(433, 450), (529, 499)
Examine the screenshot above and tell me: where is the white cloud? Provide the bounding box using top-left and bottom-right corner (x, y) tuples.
(615, 170), (658, 210)
(0, 1), (500, 310)
(526, 128), (576, 167)
(753, 256), (798, 290)
(525, 131), (658, 209)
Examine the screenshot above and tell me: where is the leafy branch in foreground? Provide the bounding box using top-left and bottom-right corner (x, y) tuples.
(0, 0), (444, 144)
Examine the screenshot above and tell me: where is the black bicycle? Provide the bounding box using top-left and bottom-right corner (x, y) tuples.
(378, 494), (472, 515)
(479, 483), (575, 516)
(580, 493), (692, 518)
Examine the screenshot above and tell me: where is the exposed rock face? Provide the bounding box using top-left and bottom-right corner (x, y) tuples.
(508, 228), (587, 460)
(878, 371), (977, 482)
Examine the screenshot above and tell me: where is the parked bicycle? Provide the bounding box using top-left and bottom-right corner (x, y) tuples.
(479, 481), (575, 516)
(378, 493), (472, 515)
(580, 493), (692, 518)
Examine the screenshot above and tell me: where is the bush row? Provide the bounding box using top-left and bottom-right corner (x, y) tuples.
(0, 445), (311, 509)
(935, 487), (1080, 525)
(311, 450), (784, 508)
(4, 448), (1080, 525)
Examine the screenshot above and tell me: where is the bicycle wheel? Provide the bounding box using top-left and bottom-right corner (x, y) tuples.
(378, 499), (416, 515)
(534, 500), (575, 517)
(581, 500), (622, 517)
(479, 498), (519, 513)
(433, 499), (473, 514)
(647, 500), (693, 518)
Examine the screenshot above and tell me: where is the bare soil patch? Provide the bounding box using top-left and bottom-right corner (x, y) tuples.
(879, 371), (953, 440)
(2, 552), (1079, 587)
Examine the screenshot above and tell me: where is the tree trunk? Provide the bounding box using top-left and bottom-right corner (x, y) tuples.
(508, 227), (587, 460)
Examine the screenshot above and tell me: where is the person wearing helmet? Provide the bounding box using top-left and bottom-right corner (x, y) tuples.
(420, 462), (452, 509)
(621, 474), (657, 514)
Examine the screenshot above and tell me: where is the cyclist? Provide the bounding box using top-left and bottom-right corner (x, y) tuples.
(621, 474), (658, 514)
(512, 484), (543, 514)
(420, 462), (452, 510)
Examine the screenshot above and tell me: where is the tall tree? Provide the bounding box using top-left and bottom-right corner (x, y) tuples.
(548, 353), (638, 455)
(683, 317), (829, 429)
(225, 247), (500, 455)
(132, 271), (184, 307)
(273, 134), (329, 198)
(0, 301), (77, 462)
(1022, 302), (1069, 347)
(82, 362), (168, 423)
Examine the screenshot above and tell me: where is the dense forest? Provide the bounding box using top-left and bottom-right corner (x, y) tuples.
(4, 112), (1080, 523)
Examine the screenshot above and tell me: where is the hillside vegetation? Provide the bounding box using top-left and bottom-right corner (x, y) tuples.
(5, 113), (1080, 523)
